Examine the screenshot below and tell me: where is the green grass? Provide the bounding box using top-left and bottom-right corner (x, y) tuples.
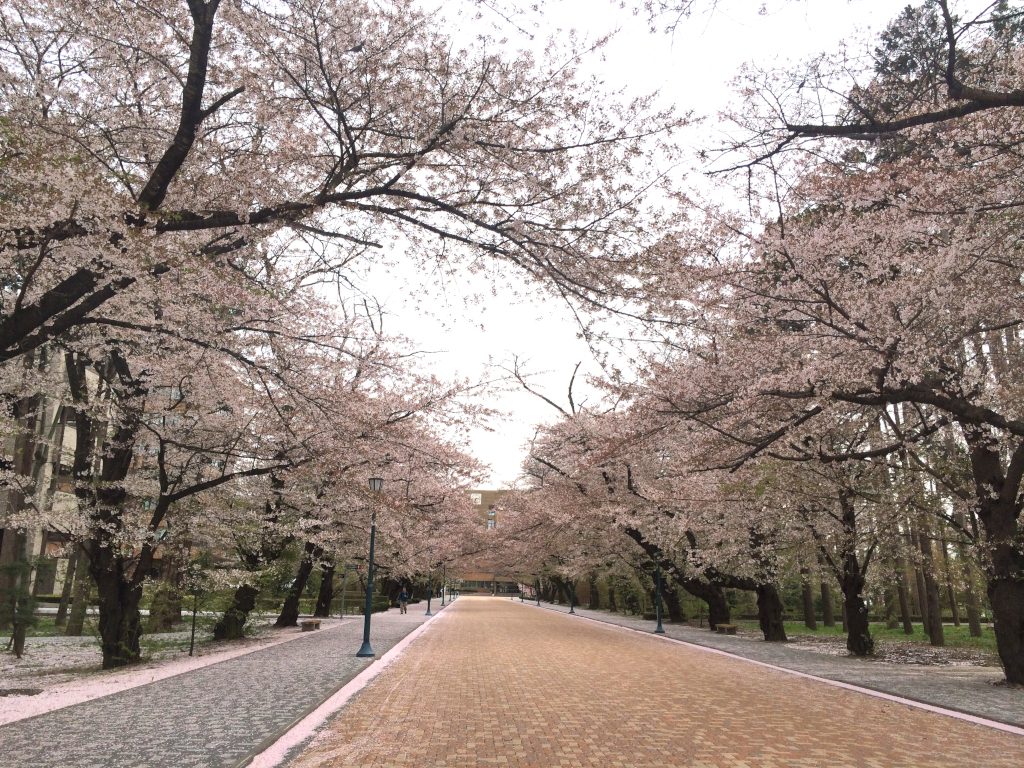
(734, 619), (999, 653)
(24, 615), (72, 638)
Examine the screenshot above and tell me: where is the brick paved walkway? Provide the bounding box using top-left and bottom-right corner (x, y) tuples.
(534, 601), (1024, 728)
(0, 607), (441, 768)
(286, 597), (1022, 768)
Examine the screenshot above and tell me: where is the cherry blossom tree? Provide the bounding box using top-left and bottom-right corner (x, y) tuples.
(593, 0), (1021, 681)
(0, 0), (680, 364)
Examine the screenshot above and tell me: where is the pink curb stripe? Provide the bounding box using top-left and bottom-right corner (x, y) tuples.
(246, 606), (453, 768)
(524, 602), (1024, 738)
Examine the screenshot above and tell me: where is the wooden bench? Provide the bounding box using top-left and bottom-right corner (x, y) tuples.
(300, 619), (322, 631)
(716, 624), (738, 635)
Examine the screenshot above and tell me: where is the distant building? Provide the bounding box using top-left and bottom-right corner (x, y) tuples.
(465, 488), (507, 530)
(457, 489), (518, 593)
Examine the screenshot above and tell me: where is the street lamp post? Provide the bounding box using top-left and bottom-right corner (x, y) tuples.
(654, 565), (665, 634)
(568, 582), (576, 615)
(425, 564), (433, 616)
(441, 563), (447, 606)
(356, 477), (383, 657)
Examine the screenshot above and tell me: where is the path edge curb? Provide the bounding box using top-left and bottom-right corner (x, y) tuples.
(238, 602), (454, 768)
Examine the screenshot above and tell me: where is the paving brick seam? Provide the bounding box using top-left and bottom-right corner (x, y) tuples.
(283, 597), (1024, 768)
(524, 600), (1024, 729)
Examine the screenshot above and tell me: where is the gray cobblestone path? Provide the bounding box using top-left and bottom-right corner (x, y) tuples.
(0, 606), (443, 768)
(530, 600), (1024, 728)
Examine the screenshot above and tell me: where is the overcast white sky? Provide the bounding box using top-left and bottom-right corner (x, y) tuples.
(358, 0), (932, 487)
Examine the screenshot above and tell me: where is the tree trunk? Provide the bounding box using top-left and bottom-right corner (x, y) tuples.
(882, 587), (898, 630)
(663, 585), (684, 623)
(68, 352), (151, 669)
(275, 542), (318, 628)
(909, 527), (930, 635)
(147, 583), (183, 633)
(980, 492), (1024, 683)
(833, 490), (872, 656)
(147, 545), (185, 633)
(987, 571), (1024, 684)
(587, 573), (600, 610)
(0, 531), (29, 634)
(214, 584), (259, 640)
(820, 580), (835, 627)
(314, 563), (335, 618)
(607, 584), (617, 613)
(897, 563), (914, 635)
(92, 561), (144, 669)
(680, 580), (729, 630)
(940, 537), (961, 627)
(54, 548), (79, 628)
(964, 432), (1024, 683)
(953, 511), (983, 638)
(0, 391), (40, 632)
(756, 583), (787, 641)
(65, 549), (92, 636)
(843, 577), (874, 656)
(566, 579), (578, 607)
(964, 571), (983, 638)
(540, 579), (556, 603)
(917, 521), (945, 646)
(800, 570), (816, 630)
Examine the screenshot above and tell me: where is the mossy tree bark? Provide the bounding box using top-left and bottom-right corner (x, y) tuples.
(213, 584), (259, 640)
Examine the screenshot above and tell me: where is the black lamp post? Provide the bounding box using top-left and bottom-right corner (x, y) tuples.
(654, 565), (665, 634)
(356, 477), (383, 657)
(568, 582), (576, 615)
(425, 564), (433, 616)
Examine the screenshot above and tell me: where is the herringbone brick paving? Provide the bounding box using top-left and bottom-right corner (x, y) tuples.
(287, 597), (1023, 767)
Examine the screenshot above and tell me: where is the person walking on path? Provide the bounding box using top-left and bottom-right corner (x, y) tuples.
(398, 587), (409, 614)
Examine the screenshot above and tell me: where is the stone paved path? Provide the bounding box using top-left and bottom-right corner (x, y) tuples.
(286, 597), (1022, 768)
(0, 607), (441, 768)
(533, 600), (1024, 728)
